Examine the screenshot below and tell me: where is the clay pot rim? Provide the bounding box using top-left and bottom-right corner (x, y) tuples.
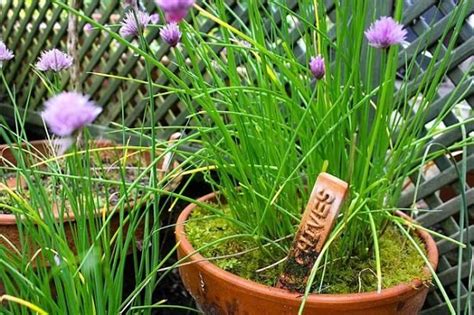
(176, 191), (439, 305)
(0, 139), (180, 226)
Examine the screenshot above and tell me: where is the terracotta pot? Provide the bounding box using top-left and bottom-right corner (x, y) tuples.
(0, 139), (180, 266)
(176, 192), (439, 315)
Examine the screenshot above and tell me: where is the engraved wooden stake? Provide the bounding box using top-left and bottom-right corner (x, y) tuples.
(276, 172), (348, 292)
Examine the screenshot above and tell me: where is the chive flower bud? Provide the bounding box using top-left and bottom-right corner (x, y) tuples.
(309, 55), (325, 80)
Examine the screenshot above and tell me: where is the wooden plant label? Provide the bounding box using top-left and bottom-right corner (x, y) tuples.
(276, 172), (348, 292)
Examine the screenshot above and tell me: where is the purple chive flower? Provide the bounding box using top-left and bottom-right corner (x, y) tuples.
(150, 13), (160, 24)
(0, 41), (15, 62)
(120, 10), (151, 38)
(155, 0), (194, 23)
(84, 23), (93, 34)
(365, 16), (407, 49)
(160, 23), (181, 47)
(309, 55), (325, 80)
(36, 49), (73, 72)
(0, 43), (14, 64)
(41, 92), (102, 137)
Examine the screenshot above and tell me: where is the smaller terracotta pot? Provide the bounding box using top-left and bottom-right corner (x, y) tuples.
(0, 140), (180, 271)
(176, 192), (439, 315)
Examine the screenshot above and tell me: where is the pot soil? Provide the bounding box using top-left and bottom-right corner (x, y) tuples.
(0, 139), (180, 264)
(176, 192), (439, 315)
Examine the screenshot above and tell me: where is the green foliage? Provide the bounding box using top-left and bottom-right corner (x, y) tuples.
(2, 0), (471, 313)
(0, 75), (187, 314)
(166, 0), (474, 257)
(49, 0), (472, 312)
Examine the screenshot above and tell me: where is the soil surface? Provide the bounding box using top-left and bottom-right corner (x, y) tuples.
(0, 151), (151, 214)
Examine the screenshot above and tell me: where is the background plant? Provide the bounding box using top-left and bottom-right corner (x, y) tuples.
(0, 95), (195, 314)
(0, 16), (195, 315)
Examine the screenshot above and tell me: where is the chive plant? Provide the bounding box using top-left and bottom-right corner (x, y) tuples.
(178, 0), (473, 261)
(0, 37), (191, 315)
(44, 0), (474, 313)
(0, 99), (190, 314)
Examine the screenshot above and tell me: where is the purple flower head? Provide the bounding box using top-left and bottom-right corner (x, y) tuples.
(120, 10), (151, 38)
(155, 0), (194, 23)
(160, 23), (181, 47)
(309, 55), (325, 80)
(36, 49), (73, 72)
(42, 92), (102, 137)
(0, 41), (14, 63)
(150, 13), (160, 24)
(84, 23), (93, 34)
(365, 16), (407, 49)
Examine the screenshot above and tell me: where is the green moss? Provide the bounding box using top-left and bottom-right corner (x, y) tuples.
(186, 206), (430, 294)
(186, 206), (285, 286)
(321, 227), (429, 293)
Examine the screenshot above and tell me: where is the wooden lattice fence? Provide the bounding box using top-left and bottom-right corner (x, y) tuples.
(0, 0), (173, 128)
(0, 0), (473, 313)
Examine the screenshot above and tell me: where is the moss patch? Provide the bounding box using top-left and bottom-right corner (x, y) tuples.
(321, 227), (430, 293)
(186, 206), (285, 286)
(186, 206), (430, 294)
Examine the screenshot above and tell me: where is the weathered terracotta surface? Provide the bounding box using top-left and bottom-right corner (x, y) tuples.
(176, 192), (439, 315)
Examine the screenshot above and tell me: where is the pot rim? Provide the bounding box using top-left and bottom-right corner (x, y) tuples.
(176, 191), (439, 305)
(0, 139), (180, 225)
